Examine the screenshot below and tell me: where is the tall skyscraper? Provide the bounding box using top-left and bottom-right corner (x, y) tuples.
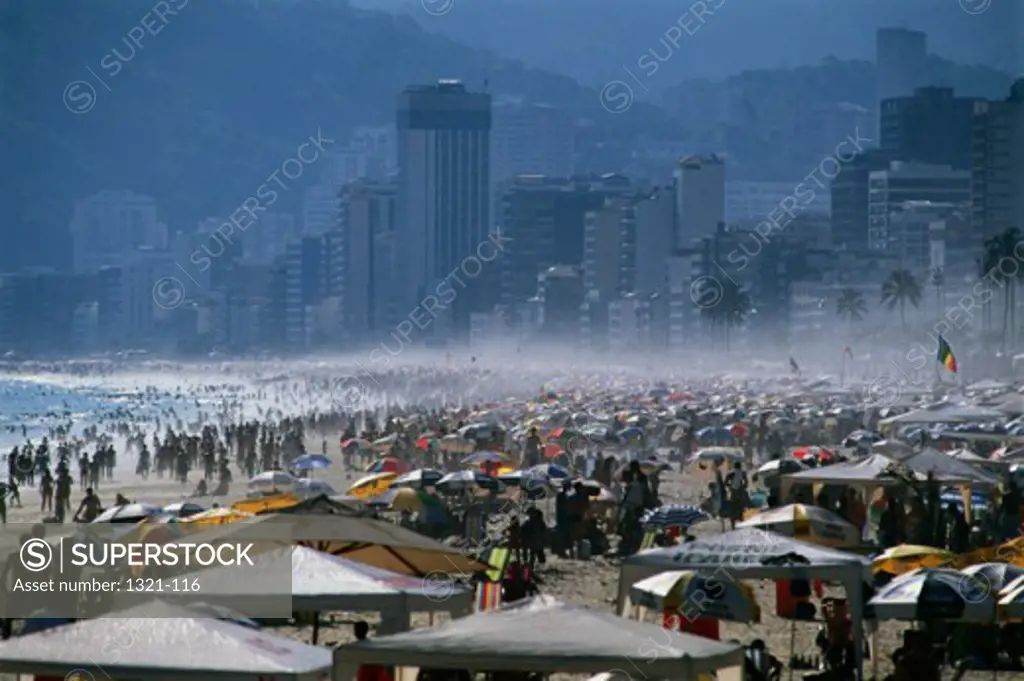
(491, 99), (574, 184)
(674, 155), (725, 249)
(829, 149), (899, 250)
(876, 29), (928, 111)
(972, 80), (1024, 240)
(396, 80), (492, 333)
(881, 87), (980, 171)
(341, 181), (398, 339)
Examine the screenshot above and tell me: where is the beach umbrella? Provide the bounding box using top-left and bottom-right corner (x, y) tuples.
(162, 501), (206, 518)
(729, 422), (748, 438)
(294, 478), (336, 498)
(391, 468), (444, 489)
(248, 470), (296, 490)
(843, 430), (882, 447)
(440, 433), (474, 453)
(373, 433), (398, 450)
(366, 456), (410, 474)
(939, 489), (989, 510)
(641, 504), (710, 529)
(348, 471), (398, 499)
(998, 576), (1024, 618)
(436, 470), (504, 493)
(961, 563), (1024, 596)
(792, 445), (836, 462)
(290, 453), (333, 471)
(342, 438), (372, 451)
(697, 426), (734, 445)
(461, 451), (506, 466)
(92, 503), (164, 524)
(180, 507), (255, 525)
(525, 462), (571, 483)
(868, 568), (995, 621)
(754, 459), (806, 478)
(630, 570), (760, 623)
(415, 434), (438, 450)
(137, 513), (178, 525)
(547, 427), (582, 441)
(542, 442), (565, 459)
(737, 504), (859, 547)
(366, 487), (440, 513)
(689, 447), (744, 465)
(873, 544), (956, 575)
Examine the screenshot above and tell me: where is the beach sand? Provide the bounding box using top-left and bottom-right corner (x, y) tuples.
(3, 431), (1013, 681)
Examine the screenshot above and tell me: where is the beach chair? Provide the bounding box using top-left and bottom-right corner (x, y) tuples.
(639, 528), (658, 550)
(475, 579), (503, 611)
(473, 545), (512, 612)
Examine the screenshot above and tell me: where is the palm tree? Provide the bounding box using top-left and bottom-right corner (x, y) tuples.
(980, 227), (1022, 351)
(835, 288), (867, 334)
(880, 269), (922, 332)
(700, 278), (752, 351)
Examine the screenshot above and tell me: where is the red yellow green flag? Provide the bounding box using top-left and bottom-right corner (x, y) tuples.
(937, 335), (957, 373)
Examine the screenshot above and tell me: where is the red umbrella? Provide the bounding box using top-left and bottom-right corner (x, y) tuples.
(416, 435), (438, 450)
(729, 423), (748, 438)
(548, 427), (567, 439)
(543, 443), (562, 459)
(370, 456), (411, 474)
(792, 446), (835, 462)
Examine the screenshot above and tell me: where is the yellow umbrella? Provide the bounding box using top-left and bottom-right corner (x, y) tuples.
(348, 471), (397, 499)
(231, 493), (303, 515)
(873, 544), (955, 575)
(630, 570), (760, 622)
(181, 507), (255, 525)
(737, 503), (860, 547)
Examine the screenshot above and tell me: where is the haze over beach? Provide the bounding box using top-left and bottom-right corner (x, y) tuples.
(3, 1), (1024, 681)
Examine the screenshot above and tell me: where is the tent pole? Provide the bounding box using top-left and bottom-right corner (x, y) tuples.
(312, 613), (320, 644)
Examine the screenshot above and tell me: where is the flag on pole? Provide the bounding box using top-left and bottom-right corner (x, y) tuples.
(789, 357), (800, 374)
(842, 346), (853, 359)
(937, 335), (957, 374)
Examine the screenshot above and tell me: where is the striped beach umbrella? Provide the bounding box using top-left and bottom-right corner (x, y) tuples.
(737, 503), (859, 547)
(868, 568), (995, 622)
(873, 544), (956, 575)
(641, 503), (710, 529)
(630, 570), (760, 622)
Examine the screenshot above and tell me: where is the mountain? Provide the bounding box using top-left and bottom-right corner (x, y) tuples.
(361, 0), (1023, 88)
(0, 0), (674, 269)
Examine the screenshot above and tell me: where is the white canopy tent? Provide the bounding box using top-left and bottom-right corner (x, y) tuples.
(899, 448), (999, 486)
(879, 404), (1003, 427)
(141, 544), (472, 637)
(0, 601), (331, 681)
(617, 528), (871, 680)
(333, 596), (744, 679)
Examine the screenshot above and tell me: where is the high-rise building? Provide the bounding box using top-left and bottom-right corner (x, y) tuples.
(341, 181), (398, 339)
(491, 100), (574, 185)
(881, 87), (981, 171)
(674, 155), (725, 249)
(497, 174), (632, 304)
(971, 80), (1024, 240)
(630, 187), (676, 297)
(829, 149), (899, 250)
(876, 28), (928, 110)
(284, 236), (326, 348)
(396, 80), (492, 333)
(70, 190), (166, 274)
(583, 196), (631, 304)
(725, 181), (830, 223)
(867, 162), (971, 257)
(302, 184), (340, 236)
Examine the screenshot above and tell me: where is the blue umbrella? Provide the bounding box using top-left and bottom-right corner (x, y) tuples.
(940, 490), (989, 509)
(291, 453), (333, 471)
(461, 451), (506, 465)
(697, 426), (734, 445)
(641, 503), (711, 529)
(526, 463), (571, 482)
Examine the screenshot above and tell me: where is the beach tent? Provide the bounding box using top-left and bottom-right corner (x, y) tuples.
(879, 404), (1003, 426)
(618, 528), (870, 679)
(142, 545), (473, 638)
(899, 448), (998, 486)
(333, 596), (744, 678)
(782, 454), (912, 498)
(0, 601), (331, 681)
(165, 513), (488, 577)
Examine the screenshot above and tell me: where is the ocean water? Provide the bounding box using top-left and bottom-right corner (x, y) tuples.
(0, 378), (212, 453)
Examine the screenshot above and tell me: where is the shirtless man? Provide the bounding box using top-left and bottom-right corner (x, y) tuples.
(73, 487), (102, 523)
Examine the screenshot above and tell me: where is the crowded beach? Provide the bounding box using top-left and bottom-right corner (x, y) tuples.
(1, 359), (1024, 681)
